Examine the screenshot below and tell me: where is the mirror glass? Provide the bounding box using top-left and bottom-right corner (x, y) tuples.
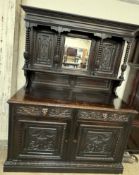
(62, 37), (91, 70)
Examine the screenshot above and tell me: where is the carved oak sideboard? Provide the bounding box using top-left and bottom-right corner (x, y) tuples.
(4, 88), (137, 173)
(3, 5), (139, 174)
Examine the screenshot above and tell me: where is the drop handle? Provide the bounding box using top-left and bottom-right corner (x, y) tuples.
(42, 108), (48, 116)
(73, 139), (77, 143)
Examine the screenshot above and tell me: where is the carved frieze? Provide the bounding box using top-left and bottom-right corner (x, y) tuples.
(78, 110), (128, 122)
(16, 106), (42, 116)
(16, 105), (72, 118)
(48, 108), (72, 118)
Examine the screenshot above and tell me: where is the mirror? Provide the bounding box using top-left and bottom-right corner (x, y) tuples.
(62, 37), (91, 70)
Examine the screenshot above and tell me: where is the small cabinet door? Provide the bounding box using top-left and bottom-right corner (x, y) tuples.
(71, 121), (125, 163)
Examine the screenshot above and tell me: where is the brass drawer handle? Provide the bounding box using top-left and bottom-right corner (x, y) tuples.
(42, 108), (48, 116)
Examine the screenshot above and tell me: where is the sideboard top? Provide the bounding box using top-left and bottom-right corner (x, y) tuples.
(8, 87), (138, 114)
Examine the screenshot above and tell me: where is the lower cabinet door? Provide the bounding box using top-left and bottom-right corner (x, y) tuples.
(13, 119), (68, 161)
(72, 122), (125, 163)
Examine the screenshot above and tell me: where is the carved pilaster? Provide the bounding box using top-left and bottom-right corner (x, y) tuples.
(24, 23), (31, 68)
(51, 26), (71, 68)
(119, 41), (131, 80)
(94, 39), (103, 70)
(24, 23), (31, 91)
(54, 33), (61, 67)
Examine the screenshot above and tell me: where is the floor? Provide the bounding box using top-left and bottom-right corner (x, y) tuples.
(0, 141), (139, 175)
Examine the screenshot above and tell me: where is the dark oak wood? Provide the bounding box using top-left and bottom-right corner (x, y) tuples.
(4, 88), (138, 173)
(4, 5), (139, 174)
(20, 5), (139, 103)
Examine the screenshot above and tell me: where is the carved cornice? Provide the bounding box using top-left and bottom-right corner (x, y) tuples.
(21, 5), (139, 37)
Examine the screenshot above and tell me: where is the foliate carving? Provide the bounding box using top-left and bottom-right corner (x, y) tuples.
(48, 108), (72, 118)
(36, 33), (54, 66)
(51, 26), (71, 33)
(101, 43), (116, 71)
(94, 33), (112, 39)
(83, 132), (112, 153)
(27, 127), (56, 151)
(78, 110), (128, 122)
(16, 106), (43, 116)
(16, 106), (72, 118)
(95, 40), (118, 73)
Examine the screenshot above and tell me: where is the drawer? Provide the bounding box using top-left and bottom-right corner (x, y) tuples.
(15, 105), (72, 119)
(77, 109), (129, 122)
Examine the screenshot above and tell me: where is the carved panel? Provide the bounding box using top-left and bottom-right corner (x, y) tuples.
(94, 39), (122, 76)
(75, 124), (122, 162)
(15, 120), (67, 160)
(16, 106), (42, 116)
(16, 105), (72, 118)
(78, 110), (128, 122)
(27, 127), (57, 152)
(33, 31), (56, 66)
(100, 43), (116, 71)
(81, 131), (112, 153)
(48, 108), (72, 118)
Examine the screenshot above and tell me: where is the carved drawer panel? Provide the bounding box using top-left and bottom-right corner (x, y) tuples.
(14, 119), (68, 160)
(15, 105), (72, 119)
(77, 110), (128, 122)
(74, 123), (124, 162)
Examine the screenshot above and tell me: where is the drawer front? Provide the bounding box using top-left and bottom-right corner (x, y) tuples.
(15, 105), (72, 119)
(77, 109), (129, 122)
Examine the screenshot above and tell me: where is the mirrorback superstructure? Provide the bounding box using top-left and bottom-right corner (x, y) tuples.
(4, 5), (139, 174)
(22, 6), (139, 103)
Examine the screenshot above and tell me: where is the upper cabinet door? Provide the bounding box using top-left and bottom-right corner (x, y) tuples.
(30, 27), (57, 68)
(91, 38), (124, 77)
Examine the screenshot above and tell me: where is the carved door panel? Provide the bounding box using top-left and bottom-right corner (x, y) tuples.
(72, 122), (125, 163)
(30, 27), (57, 68)
(92, 38), (124, 77)
(13, 116), (69, 161)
